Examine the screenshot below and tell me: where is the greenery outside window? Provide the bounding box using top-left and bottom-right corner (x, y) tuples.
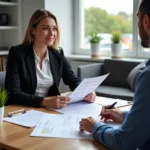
(74, 0), (149, 58)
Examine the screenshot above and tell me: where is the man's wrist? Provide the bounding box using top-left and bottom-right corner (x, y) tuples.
(123, 111), (129, 120)
(92, 122), (105, 136)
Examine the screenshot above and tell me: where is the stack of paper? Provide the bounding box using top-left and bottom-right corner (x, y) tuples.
(4, 110), (47, 127)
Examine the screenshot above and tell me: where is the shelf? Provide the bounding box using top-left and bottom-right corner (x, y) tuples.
(0, 26), (18, 30)
(0, 1), (18, 6)
(0, 51), (8, 55)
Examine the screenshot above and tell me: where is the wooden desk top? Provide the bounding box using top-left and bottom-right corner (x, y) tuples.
(0, 105), (108, 150)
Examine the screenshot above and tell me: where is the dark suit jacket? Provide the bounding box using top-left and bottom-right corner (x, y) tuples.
(5, 44), (80, 107)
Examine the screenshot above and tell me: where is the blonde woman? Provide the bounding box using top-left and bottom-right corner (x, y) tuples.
(5, 9), (96, 108)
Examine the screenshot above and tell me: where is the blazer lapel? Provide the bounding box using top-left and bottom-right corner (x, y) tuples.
(25, 45), (37, 93)
(48, 48), (62, 86)
(25, 46), (61, 93)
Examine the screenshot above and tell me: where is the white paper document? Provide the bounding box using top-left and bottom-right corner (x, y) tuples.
(30, 114), (94, 140)
(3, 110), (46, 127)
(30, 114), (121, 139)
(96, 96), (133, 107)
(69, 74), (109, 103)
(52, 101), (102, 118)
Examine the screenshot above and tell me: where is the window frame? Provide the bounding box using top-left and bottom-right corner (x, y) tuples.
(74, 0), (149, 58)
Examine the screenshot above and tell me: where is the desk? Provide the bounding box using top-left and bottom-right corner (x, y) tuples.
(0, 105), (108, 150)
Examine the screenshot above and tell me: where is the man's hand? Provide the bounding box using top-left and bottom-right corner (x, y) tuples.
(100, 105), (124, 123)
(79, 117), (97, 133)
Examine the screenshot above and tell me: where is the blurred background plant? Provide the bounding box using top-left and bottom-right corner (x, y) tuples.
(89, 32), (103, 43)
(111, 31), (122, 44)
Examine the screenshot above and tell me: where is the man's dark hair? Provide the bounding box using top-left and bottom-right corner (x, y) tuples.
(140, 0), (150, 16)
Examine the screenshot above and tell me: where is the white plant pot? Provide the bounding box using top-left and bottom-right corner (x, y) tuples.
(111, 43), (122, 58)
(90, 43), (100, 57)
(0, 106), (4, 124)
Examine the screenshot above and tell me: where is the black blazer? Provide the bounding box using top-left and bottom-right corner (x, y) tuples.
(5, 44), (80, 107)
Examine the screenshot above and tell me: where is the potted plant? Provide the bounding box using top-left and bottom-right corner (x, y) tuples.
(89, 32), (103, 57)
(111, 31), (122, 58)
(0, 88), (8, 124)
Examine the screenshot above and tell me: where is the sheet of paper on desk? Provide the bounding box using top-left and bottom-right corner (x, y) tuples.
(52, 101), (102, 118)
(69, 74), (109, 103)
(30, 114), (94, 140)
(3, 110), (47, 127)
(30, 114), (120, 139)
(96, 96), (133, 107)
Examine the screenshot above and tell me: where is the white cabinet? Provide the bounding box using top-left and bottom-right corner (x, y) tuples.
(0, 0), (22, 55)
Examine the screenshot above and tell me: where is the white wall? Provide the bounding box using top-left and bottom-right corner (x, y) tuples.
(22, 0), (44, 38)
(22, 0), (74, 55)
(45, 0), (74, 55)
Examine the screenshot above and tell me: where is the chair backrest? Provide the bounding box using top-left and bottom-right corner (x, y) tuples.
(102, 59), (141, 88)
(0, 71), (6, 88)
(77, 63), (103, 80)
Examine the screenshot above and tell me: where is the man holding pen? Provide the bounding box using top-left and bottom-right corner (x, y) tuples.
(79, 0), (150, 149)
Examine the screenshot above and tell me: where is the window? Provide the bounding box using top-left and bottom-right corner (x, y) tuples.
(74, 0), (149, 58)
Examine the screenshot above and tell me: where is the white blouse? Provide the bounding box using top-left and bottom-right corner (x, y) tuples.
(34, 50), (54, 97)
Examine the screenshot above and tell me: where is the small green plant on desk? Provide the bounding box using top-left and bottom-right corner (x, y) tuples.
(0, 88), (8, 124)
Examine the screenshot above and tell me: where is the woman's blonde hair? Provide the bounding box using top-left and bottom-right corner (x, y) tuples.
(22, 9), (60, 50)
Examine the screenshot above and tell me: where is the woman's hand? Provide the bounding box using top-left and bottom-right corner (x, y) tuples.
(41, 96), (70, 109)
(84, 91), (96, 103)
(79, 117), (97, 133)
(100, 105), (124, 123)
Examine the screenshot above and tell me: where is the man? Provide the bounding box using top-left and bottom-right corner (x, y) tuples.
(79, 0), (150, 149)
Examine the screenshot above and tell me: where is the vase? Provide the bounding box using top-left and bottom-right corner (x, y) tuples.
(90, 43), (100, 58)
(111, 43), (122, 58)
(0, 106), (4, 124)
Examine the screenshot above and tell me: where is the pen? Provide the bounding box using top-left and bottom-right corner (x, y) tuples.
(107, 102), (117, 109)
(8, 109), (26, 117)
(98, 102), (117, 116)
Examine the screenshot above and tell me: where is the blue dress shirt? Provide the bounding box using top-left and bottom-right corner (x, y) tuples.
(92, 59), (150, 150)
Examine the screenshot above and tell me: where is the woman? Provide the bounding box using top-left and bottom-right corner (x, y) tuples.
(5, 9), (96, 108)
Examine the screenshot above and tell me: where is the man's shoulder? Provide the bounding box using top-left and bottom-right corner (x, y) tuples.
(137, 66), (150, 84)
(142, 65), (150, 76)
